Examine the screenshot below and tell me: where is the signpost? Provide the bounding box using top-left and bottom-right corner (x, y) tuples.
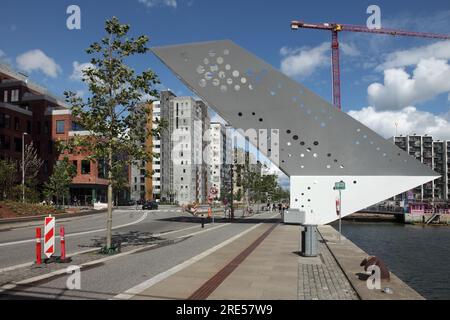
(334, 181), (346, 242)
(209, 187), (218, 224)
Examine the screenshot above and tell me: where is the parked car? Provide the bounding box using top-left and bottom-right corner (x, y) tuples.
(142, 201), (159, 210)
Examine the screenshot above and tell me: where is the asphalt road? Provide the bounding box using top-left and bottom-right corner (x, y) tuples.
(0, 209), (280, 299)
(0, 208), (216, 270)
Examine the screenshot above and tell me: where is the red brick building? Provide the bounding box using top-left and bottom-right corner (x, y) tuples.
(0, 64), (108, 205)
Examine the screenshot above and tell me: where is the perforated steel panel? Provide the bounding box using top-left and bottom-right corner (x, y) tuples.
(152, 40), (438, 178)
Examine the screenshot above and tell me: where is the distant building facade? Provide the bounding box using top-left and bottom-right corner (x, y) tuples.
(393, 135), (449, 202)
(0, 64), (108, 204)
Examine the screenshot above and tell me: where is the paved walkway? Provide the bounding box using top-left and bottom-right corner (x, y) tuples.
(129, 221), (359, 300)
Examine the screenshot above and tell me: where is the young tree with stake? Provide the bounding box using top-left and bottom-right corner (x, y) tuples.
(64, 17), (163, 252)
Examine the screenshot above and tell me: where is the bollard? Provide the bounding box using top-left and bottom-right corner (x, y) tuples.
(35, 228), (42, 265)
(201, 217), (205, 228)
(60, 226), (66, 261)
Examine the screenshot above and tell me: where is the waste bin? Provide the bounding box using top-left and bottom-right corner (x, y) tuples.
(301, 225), (318, 257)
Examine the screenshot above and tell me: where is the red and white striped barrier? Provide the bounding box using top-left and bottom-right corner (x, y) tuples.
(44, 215), (55, 259)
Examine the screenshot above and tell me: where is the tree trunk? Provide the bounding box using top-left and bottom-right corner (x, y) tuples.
(106, 149), (113, 249)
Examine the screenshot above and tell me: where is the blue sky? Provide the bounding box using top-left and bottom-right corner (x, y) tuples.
(1, 0), (450, 181)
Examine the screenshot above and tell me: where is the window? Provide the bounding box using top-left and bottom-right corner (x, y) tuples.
(81, 160), (91, 174)
(26, 121), (32, 134)
(14, 137), (22, 152)
(44, 121), (49, 134)
(0, 113), (11, 129)
(0, 135), (10, 150)
(48, 140), (53, 154)
(14, 117), (20, 131)
(72, 161), (78, 173)
(140, 177), (145, 183)
(3, 91), (7, 102)
(98, 160), (106, 179)
(43, 161), (49, 174)
(56, 120), (65, 134)
(11, 90), (19, 102)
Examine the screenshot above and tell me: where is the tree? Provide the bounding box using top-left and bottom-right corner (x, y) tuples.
(44, 158), (76, 206)
(0, 159), (17, 200)
(21, 142), (44, 200)
(64, 17), (162, 251)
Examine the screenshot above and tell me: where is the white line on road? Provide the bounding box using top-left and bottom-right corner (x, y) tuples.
(112, 222), (264, 300)
(0, 212), (148, 248)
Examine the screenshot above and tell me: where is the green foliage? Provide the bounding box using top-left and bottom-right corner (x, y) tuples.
(0, 159), (17, 200)
(44, 158), (77, 206)
(63, 16), (162, 174)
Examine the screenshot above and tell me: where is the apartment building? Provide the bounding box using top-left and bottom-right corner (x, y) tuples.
(171, 96), (210, 205)
(0, 64), (108, 204)
(393, 135), (449, 202)
(209, 122), (232, 200)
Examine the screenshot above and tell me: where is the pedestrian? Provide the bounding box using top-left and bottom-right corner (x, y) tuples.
(278, 203), (282, 213)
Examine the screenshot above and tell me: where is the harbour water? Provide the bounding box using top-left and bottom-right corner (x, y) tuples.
(332, 221), (450, 300)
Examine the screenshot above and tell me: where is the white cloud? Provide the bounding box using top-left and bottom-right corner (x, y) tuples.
(70, 61), (94, 81)
(377, 41), (450, 71)
(368, 58), (450, 110)
(280, 41), (360, 78)
(138, 0), (178, 8)
(280, 43), (330, 78)
(16, 49), (61, 78)
(348, 106), (450, 140)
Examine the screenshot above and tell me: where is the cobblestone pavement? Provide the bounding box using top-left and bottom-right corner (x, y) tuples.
(297, 237), (359, 300)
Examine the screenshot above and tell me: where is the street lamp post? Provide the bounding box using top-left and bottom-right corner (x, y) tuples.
(22, 132), (28, 203)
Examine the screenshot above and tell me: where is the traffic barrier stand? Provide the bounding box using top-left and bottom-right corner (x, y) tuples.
(35, 228), (42, 265)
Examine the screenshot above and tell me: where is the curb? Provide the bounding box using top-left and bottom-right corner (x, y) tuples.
(0, 209), (107, 225)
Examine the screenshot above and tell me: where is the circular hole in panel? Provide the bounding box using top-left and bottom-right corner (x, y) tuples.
(205, 72), (213, 80)
(295, 199), (298, 202)
(340, 165), (345, 169)
(218, 71), (226, 79)
(313, 141), (319, 146)
(248, 84), (254, 90)
(287, 142), (291, 146)
(326, 165), (331, 169)
(220, 85), (227, 92)
(353, 181), (357, 184)
(232, 70), (240, 77)
(300, 165), (305, 169)
(238, 112), (243, 117)
(301, 193), (304, 196)
(199, 79), (207, 88)
(252, 112), (256, 116)
(300, 141), (305, 146)
(217, 57), (224, 64)
(357, 128), (361, 132)
(225, 64), (231, 70)
(259, 118), (263, 122)
(334, 159), (338, 163)
(212, 79), (220, 86)
(293, 135), (299, 140)
(224, 49), (230, 55)
(308, 199), (311, 202)
(287, 130), (291, 134)
(307, 187), (311, 190)
(241, 77), (247, 84)
(203, 58), (210, 65)
(300, 154), (305, 158)
(234, 85), (241, 91)
(306, 148), (312, 152)
(226, 78), (233, 85)
(327, 153), (332, 157)
(197, 66), (205, 74)
(313, 153), (318, 158)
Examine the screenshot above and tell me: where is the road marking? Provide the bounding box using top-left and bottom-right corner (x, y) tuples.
(0, 218), (239, 295)
(0, 212), (148, 248)
(112, 223), (264, 300)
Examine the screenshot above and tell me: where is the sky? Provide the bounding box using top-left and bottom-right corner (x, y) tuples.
(1, 0), (450, 186)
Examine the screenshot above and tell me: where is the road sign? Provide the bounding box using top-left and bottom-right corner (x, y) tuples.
(334, 181), (346, 191)
(44, 215), (55, 258)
